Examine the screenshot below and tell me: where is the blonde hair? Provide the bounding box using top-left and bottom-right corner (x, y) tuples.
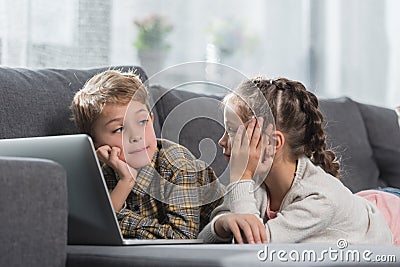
(70, 69), (150, 135)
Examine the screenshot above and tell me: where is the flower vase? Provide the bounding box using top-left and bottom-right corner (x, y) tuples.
(137, 49), (168, 77)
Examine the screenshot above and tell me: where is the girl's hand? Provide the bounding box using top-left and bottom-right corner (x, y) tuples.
(230, 117), (264, 182)
(255, 123), (275, 175)
(214, 213), (267, 244)
(96, 145), (137, 187)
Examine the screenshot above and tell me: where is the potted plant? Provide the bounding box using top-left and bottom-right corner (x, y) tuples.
(206, 18), (256, 65)
(133, 15), (173, 76)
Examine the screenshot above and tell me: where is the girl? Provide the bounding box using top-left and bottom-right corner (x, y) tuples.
(199, 77), (400, 245)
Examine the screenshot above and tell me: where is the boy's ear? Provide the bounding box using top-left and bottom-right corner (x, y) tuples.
(91, 135), (99, 149)
(93, 137), (102, 150)
(93, 141), (100, 150)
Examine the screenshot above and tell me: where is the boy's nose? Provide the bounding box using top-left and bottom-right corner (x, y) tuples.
(129, 136), (142, 143)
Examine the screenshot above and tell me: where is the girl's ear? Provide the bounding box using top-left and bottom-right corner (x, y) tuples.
(272, 130), (285, 153)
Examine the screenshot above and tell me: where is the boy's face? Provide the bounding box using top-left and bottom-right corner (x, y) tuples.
(92, 101), (157, 169)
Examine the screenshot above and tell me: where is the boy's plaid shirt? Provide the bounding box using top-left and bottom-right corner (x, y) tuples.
(102, 139), (225, 239)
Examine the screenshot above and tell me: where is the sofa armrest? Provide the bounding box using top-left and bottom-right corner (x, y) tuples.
(0, 157), (68, 267)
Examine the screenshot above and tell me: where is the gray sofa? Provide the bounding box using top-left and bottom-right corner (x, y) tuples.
(1, 66), (399, 267)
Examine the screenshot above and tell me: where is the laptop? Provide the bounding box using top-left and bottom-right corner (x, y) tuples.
(0, 134), (203, 245)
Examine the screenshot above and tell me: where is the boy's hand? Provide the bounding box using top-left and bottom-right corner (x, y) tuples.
(214, 213), (267, 244)
(230, 117), (263, 182)
(96, 145), (137, 186)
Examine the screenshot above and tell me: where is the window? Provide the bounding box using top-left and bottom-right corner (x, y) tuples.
(1, 0), (399, 108)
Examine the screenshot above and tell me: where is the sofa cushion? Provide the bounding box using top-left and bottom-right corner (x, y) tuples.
(150, 85), (227, 180)
(356, 102), (400, 188)
(0, 66), (160, 139)
(319, 97), (379, 192)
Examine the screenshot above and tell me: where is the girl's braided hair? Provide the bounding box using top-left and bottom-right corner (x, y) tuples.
(233, 77), (340, 177)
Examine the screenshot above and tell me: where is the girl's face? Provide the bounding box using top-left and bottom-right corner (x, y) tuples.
(219, 101), (246, 162)
(220, 100), (273, 177)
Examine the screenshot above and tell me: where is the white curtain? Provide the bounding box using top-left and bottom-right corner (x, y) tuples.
(1, 0), (399, 108)
(311, 0), (400, 108)
(0, 0), (110, 68)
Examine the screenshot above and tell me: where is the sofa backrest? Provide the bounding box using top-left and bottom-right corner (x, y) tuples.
(320, 97), (400, 191)
(151, 86), (400, 192)
(1, 66), (399, 192)
(0, 66), (160, 139)
(356, 101), (400, 189)
(150, 85), (227, 180)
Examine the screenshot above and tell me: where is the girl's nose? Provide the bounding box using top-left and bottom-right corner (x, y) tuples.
(218, 131), (228, 148)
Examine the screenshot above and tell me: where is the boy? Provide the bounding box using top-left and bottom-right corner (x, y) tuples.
(70, 69), (224, 239)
